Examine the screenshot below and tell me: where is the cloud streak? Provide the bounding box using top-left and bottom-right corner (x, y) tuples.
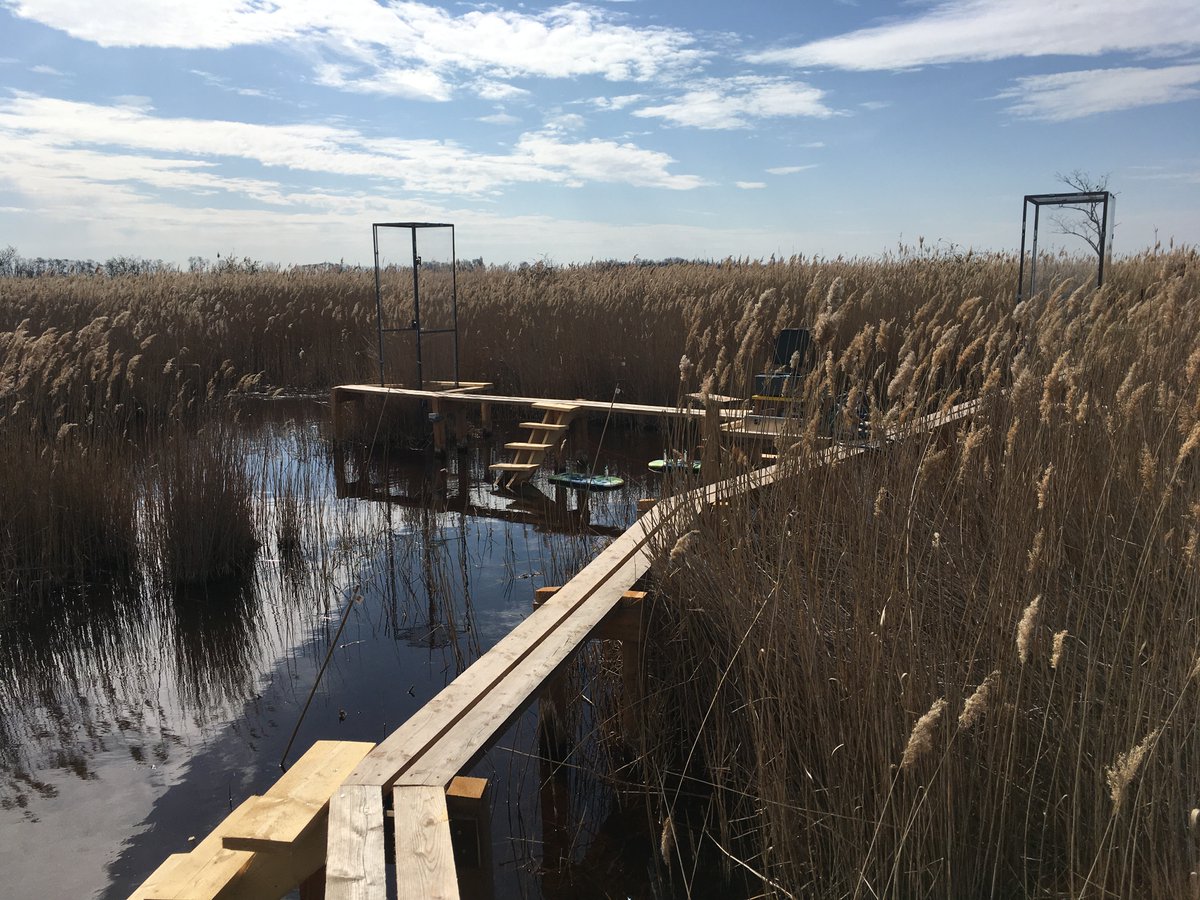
(998, 63), (1200, 120)
(0, 93), (705, 197)
(749, 0), (1200, 70)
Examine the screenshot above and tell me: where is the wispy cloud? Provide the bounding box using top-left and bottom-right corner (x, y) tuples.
(633, 76), (836, 129)
(8, 0), (706, 100)
(478, 111), (519, 125)
(191, 69), (272, 99)
(749, 0), (1200, 70)
(28, 63), (65, 76)
(766, 165), (817, 175)
(735, 181), (766, 189)
(0, 93), (705, 197)
(998, 63), (1200, 120)
(588, 94), (646, 111)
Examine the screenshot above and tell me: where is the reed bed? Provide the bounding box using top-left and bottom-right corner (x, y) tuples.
(2, 248), (1198, 897)
(643, 249), (1200, 898)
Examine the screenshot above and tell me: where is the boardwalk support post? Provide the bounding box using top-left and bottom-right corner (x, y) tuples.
(445, 776), (494, 900)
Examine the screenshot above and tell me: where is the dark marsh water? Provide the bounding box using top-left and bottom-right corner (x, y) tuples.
(0, 402), (705, 899)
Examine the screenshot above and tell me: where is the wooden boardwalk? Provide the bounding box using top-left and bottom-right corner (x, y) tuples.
(130, 393), (983, 900)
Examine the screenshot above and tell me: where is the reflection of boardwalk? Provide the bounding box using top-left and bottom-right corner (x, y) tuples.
(331, 442), (625, 539)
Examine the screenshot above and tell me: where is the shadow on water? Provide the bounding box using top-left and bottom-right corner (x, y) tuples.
(1, 403), (738, 899)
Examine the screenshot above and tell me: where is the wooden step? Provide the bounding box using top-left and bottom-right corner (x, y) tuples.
(489, 462), (541, 472)
(504, 441), (554, 451)
(129, 740), (373, 899)
(530, 401), (579, 412)
(518, 421), (568, 431)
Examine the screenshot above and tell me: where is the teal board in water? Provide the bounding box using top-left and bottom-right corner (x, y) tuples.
(546, 472), (625, 491)
(648, 458), (702, 474)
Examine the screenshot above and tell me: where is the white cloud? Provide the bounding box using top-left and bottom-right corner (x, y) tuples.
(478, 112), (519, 125)
(998, 63), (1200, 120)
(0, 93), (704, 196)
(7, 1), (706, 101)
(28, 64), (65, 76)
(736, 181), (766, 189)
(474, 80), (530, 101)
(190, 69), (272, 99)
(749, 0), (1200, 70)
(589, 94), (646, 110)
(633, 76), (836, 129)
(315, 62), (454, 102)
(766, 165), (817, 175)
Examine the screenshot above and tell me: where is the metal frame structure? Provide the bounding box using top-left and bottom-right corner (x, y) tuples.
(1017, 191), (1114, 301)
(373, 222), (459, 389)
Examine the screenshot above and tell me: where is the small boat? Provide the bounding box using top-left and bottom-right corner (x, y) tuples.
(547, 471), (625, 491)
(648, 457), (702, 474)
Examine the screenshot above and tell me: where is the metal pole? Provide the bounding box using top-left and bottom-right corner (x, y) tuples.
(412, 226), (423, 391)
(1097, 193), (1109, 288)
(1017, 199), (1029, 301)
(1029, 204), (1040, 299)
(451, 225), (460, 387)
(373, 225), (385, 386)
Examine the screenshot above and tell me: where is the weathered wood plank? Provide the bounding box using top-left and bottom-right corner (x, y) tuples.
(393, 786), (459, 900)
(325, 784), (387, 900)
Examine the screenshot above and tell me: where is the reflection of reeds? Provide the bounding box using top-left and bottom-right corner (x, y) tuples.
(149, 426), (259, 585)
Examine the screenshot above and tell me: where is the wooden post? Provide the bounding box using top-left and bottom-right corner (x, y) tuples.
(431, 397), (447, 455)
(453, 406), (469, 451)
(533, 587), (573, 759)
(446, 776), (494, 900)
(479, 402), (493, 436)
(636, 498), (657, 518)
(594, 591), (647, 745)
(330, 388), (345, 442)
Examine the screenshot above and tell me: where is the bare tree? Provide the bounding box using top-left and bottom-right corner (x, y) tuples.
(1049, 169), (1114, 255)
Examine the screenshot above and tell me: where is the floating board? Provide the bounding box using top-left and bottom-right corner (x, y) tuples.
(648, 458), (702, 474)
(546, 472), (625, 491)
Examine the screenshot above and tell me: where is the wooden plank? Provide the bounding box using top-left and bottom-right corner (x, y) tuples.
(487, 462), (539, 472)
(517, 421), (567, 431)
(217, 819), (330, 900)
(393, 786), (460, 900)
(331, 385), (732, 421)
(268, 741), (376, 808)
(503, 442), (553, 451)
(325, 784), (387, 900)
(221, 796), (318, 853)
(530, 401), (579, 412)
(221, 741), (374, 853)
(131, 807), (255, 900)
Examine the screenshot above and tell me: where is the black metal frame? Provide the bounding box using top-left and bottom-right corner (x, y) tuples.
(372, 222), (459, 389)
(1017, 192), (1114, 301)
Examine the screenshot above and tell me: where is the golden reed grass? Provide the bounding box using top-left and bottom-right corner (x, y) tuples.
(641, 248), (1200, 897)
(2, 248), (1199, 896)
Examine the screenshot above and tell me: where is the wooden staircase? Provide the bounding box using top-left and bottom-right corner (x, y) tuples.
(490, 401), (579, 489)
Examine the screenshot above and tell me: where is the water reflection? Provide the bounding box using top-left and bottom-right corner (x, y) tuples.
(1, 405), (709, 898)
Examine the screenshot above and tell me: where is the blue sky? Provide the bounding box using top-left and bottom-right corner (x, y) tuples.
(0, 0), (1197, 265)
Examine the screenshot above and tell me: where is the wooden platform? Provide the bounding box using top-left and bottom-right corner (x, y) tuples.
(331, 384), (747, 422)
